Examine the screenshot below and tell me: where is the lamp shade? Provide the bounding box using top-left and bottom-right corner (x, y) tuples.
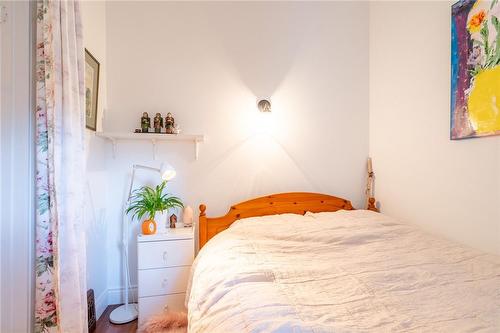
(160, 162), (176, 181)
(257, 99), (271, 112)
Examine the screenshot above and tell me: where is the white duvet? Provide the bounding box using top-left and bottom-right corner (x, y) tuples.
(187, 210), (500, 332)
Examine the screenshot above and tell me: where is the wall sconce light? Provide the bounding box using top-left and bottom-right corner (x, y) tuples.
(257, 99), (271, 113)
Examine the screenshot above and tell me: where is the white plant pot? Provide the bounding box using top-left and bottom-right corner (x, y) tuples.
(155, 211), (169, 233)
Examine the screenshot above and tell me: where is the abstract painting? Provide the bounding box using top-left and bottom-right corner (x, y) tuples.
(451, 0), (500, 139)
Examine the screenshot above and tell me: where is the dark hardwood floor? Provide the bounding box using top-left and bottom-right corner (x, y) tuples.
(94, 305), (137, 333)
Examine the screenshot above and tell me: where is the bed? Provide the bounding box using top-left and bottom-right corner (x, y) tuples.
(187, 193), (500, 332)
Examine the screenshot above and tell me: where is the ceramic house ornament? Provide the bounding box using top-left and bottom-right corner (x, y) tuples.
(169, 213), (177, 228)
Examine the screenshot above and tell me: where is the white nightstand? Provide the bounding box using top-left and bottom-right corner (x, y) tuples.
(137, 227), (194, 326)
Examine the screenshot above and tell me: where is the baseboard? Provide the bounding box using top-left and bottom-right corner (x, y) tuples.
(95, 289), (108, 320)
(93, 286), (139, 321)
(107, 285), (138, 306)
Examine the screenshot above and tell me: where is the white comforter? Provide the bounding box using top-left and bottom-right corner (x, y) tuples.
(187, 210), (500, 332)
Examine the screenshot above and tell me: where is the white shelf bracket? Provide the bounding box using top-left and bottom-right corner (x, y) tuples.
(152, 139), (158, 160)
(195, 140), (200, 160)
(111, 138), (117, 158)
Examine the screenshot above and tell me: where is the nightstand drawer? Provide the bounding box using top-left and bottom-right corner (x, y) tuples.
(138, 239), (194, 269)
(138, 293), (186, 326)
(138, 266), (191, 297)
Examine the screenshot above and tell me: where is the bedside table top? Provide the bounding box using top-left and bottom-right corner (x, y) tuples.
(138, 227), (194, 242)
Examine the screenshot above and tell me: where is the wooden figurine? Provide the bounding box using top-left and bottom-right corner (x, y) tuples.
(165, 112), (175, 134)
(153, 113), (163, 133)
(365, 157), (379, 212)
(169, 213), (177, 228)
(141, 112), (151, 133)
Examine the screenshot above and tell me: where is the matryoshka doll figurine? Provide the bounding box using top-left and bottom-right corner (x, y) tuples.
(153, 113), (163, 133)
(165, 112), (175, 134)
(141, 112), (151, 133)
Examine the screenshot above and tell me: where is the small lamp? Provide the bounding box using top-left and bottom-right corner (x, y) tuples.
(109, 161), (176, 324)
(159, 162), (176, 181)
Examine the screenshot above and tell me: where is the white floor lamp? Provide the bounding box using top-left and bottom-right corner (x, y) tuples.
(109, 162), (176, 324)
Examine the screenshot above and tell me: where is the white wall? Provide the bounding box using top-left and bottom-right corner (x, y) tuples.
(80, 0), (109, 319)
(80, 0), (500, 312)
(104, 1), (369, 296)
(369, 1), (500, 254)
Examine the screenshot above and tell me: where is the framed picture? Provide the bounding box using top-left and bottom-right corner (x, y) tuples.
(85, 49), (100, 131)
(451, 0), (500, 139)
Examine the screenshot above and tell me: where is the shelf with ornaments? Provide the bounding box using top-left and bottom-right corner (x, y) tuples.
(96, 132), (205, 160)
(96, 111), (204, 160)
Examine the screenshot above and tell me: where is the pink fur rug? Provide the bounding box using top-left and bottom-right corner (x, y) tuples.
(138, 311), (188, 333)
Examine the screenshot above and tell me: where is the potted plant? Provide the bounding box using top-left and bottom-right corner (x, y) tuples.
(126, 181), (183, 235)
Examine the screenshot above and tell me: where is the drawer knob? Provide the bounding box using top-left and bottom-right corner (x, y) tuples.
(161, 278), (168, 288)
(162, 251), (168, 262)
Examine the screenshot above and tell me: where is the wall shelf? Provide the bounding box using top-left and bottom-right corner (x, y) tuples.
(96, 132), (205, 160)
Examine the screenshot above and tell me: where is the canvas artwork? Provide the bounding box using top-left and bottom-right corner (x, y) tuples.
(451, 0), (500, 139)
(85, 49), (100, 131)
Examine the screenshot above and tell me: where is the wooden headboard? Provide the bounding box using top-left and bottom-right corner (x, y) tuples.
(199, 192), (374, 249)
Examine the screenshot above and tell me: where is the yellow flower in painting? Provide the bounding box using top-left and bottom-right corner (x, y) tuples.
(468, 10), (487, 33)
(467, 67), (500, 135)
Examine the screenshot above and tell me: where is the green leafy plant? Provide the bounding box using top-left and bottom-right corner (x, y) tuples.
(126, 181), (183, 221)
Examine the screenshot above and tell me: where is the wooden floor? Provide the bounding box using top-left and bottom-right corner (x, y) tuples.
(95, 305), (137, 333)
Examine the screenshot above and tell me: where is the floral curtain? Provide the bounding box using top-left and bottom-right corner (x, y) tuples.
(35, 1), (87, 332)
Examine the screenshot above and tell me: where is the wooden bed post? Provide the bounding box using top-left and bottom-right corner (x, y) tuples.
(199, 204), (207, 249)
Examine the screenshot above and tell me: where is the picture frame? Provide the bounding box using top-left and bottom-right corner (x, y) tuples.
(451, 0), (500, 139)
(85, 49), (100, 131)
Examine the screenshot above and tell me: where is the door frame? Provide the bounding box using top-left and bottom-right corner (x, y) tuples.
(0, 1), (35, 332)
